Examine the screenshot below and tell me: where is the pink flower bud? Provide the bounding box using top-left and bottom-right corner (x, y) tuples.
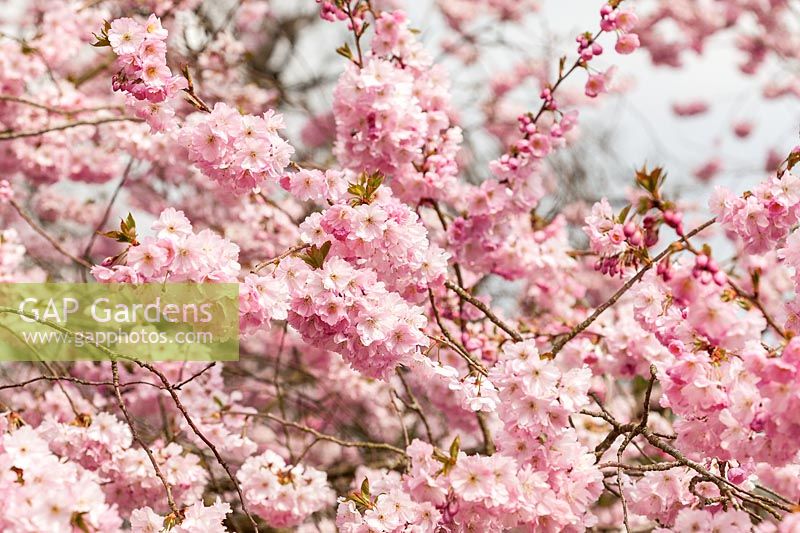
(727, 467), (747, 485)
(623, 221), (637, 238)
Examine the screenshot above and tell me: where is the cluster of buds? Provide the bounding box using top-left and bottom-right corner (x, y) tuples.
(317, 0), (367, 32)
(577, 33), (603, 61)
(622, 220), (643, 247)
(95, 16), (187, 104)
(693, 252), (727, 286)
(593, 218), (648, 276)
(539, 87), (558, 111)
(641, 215), (661, 247)
(318, 1), (348, 22)
(656, 257), (673, 281)
(662, 209), (685, 236)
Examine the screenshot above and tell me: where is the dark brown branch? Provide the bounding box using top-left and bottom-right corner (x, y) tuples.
(444, 280), (523, 343)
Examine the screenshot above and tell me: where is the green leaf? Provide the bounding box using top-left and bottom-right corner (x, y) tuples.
(348, 171), (385, 205)
(125, 212), (136, 232)
(300, 242), (332, 270)
(91, 20), (111, 48)
(70, 512), (91, 533)
(347, 183), (366, 197)
(361, 477), (370, 499)
(101, 213), (138, 244)
(91, 35), (110, 47)
(617, 204), (631, 224)
(336, 43), (353, 61)
(449, 435), (460, 461)
(319, 241), (331, 261)
(98, 230), (123, 241)
(634, 165), (667, 195)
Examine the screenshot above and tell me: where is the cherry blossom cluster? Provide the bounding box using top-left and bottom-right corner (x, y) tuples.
(92, 207), (241, 284)
(237, 449), (335, 528)
(574, 3), (639, 99)
(131, 500), (231, 533)
(336, 466), (441, 531)
(332, 10), (462, 204)
(490, 341), (603, 530)
(0, 424), (122, 531)
(40, 413), (208, 514)
(298, 183), (449, 301)
(338, 432), (599, 531)
(282, 255), (430, 379)
(711, 172), (800, 254)
(104, 15), (187, 131)
(599, 3), (640, 54)
(179, 103), (294, 194)
(629, 262), (797, 464)
(583, 197), (647, 276)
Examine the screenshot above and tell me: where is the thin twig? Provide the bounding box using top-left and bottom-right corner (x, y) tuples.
(475, 412), (495, 455)
(134, 361), (261, 532)
(0, 95), (125, 115)
(395, 368), (435, 444)
(231, 410), (408, 456)
(252, 243), (309, 272)
(428, 288), (488, 376)
(9, 200), (92, 269)
(83, 158), (135, 261)
(111, 361), (179, 517)
(0, 116), (143, 140)
(444, 281), (523, 343)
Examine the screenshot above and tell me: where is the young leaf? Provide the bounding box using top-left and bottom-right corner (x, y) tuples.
(125, 212), (136, 232)
(336, 43), (353, 61)
(449, 435), (460, 461)
(617, 204), (632, 224)
(360, 477), (370, 499)
(300, 242), (332, 269)
(91, 20), (111, 47)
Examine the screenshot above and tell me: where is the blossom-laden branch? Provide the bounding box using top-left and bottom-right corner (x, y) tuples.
(2, 0), (800, 531)
(544, 217), (716, 358)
